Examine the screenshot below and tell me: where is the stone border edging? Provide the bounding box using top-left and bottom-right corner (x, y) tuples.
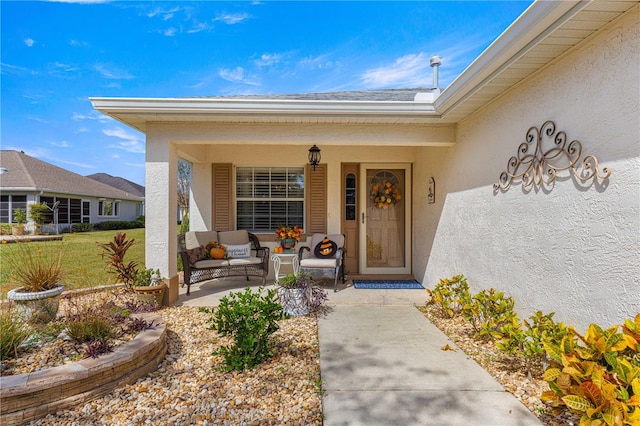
(0, 312), (167, 426)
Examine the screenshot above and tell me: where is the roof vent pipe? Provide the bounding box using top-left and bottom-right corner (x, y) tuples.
(430, 56), (441, 91)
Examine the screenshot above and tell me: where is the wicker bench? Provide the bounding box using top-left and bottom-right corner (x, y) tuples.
(178, 230), (269, 295)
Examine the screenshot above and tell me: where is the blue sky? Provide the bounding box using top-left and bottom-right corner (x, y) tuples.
(1, 0), (532, 186)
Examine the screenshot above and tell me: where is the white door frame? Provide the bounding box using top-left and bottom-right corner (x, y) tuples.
(359, 163), (412, 275)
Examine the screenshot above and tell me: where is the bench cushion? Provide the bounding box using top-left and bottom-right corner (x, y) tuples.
(228, 257), (262, 266)
(194, 259), (229, 268)
(218, 230), (250, 245)
(185, 231), (218, 250)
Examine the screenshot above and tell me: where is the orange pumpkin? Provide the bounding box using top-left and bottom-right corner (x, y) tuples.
(210, 247), (225, 259)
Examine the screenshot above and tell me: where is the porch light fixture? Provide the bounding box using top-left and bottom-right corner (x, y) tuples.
(308, 145), (321, 171)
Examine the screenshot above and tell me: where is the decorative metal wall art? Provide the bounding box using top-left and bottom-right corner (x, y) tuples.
(494, 120), (610, 191)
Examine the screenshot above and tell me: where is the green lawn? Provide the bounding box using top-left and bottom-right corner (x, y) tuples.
(1, 229), (145, 298)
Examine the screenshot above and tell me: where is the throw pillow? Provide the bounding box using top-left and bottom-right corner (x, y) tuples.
(314, 237), (337, 258)
(225, 243), (252, 258)
(186, 247), (208, 264)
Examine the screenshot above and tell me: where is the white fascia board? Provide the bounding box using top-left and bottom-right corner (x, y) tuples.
(89, 97), (438, 119)
(434, 0), (588, 115)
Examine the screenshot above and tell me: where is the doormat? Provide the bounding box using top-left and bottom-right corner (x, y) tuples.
(353, 280), (424, 289)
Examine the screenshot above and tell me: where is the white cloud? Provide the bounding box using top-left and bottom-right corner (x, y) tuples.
(55, 159), (96, 169)
(147, 6), (181, 20)
(69, 40), (88, 47)
(163, 27), (178, 37)
(95, 64), (134, 80)
(46, 0), (110, 3)
(219, 67), (245, 83)
(50, 62), (79, 73)
(360, 53), (430, 88)
(24, 38), (35, 47)
(103, 127), (145, 154)
(187, 22), (211, 34)
(214, 12), (250, 25)
(254, 53), (283, 67)
(299, 54), (339, 70)
(50, 140), (71, 148)
(73, 111), (111, 123)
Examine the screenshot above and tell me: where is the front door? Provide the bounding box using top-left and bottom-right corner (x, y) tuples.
(359, 164), (411, 275)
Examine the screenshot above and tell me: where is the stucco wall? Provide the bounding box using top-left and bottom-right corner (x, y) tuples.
(418, 7), (640, 331)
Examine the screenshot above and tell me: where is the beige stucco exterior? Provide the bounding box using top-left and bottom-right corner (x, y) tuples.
(93, 2), (639, 331)
(419, 6), (640, 330)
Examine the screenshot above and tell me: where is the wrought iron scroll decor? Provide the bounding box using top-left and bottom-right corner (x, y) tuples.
(494, 120), (610, 191)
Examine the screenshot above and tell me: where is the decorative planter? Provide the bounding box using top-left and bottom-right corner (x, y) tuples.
(280, 239), (296, 251)
(209, 247), (226, 259)
(133, 284), (166, 306)
(277, 287), (310, 316)
(7, 284), (65, 323)
(11, 225), (24, 236)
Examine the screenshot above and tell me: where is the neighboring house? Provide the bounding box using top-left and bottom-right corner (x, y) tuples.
(91, 1), (639, 331)
(86, 172), (146, 198)
(0, 150), (144, 233)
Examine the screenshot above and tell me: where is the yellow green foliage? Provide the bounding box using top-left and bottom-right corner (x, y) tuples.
(542, 314), (640, 425)
(425, 274), (471, 319)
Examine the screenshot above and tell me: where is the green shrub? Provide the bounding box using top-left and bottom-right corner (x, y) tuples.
(426, 274), (471, 318)
(0, 311), (32, 360)
(201, 286), (286, 371)
(94, 221), (136, 231)
(71, 223), (93, 232)
(497, 310), (568, 376)
(542, 314), (639, 425)
(461, 288), (518, 340)
(64, 299), (113, 343)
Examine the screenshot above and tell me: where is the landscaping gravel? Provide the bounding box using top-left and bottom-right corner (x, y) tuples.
(28, 306), (323, 426)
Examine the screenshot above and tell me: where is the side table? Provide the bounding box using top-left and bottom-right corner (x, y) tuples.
(271, 252), (300, 284)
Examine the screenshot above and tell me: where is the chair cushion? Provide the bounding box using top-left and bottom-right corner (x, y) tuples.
(218, 230), (250, 245)
(300, 258), (338, 269)
(225, 243), (251, 258)
(314, 237), (338, 258)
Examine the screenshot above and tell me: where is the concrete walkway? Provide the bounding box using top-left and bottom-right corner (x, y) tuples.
(177, 279), (542, 425)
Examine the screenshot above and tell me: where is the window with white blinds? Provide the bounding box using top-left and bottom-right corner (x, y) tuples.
(236, 167), (304, 232)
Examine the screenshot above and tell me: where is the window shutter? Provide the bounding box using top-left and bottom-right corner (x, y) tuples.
(306, 163), (327, 234)
(212, 163), (232, 231)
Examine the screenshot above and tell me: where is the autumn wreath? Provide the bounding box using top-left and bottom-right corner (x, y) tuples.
(370, 180), (401, 209)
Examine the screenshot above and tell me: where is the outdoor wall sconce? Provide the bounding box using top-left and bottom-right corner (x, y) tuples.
(427, 177), (435, 204)
(494, 120), (611, 192)
(308, 145), (321, 171)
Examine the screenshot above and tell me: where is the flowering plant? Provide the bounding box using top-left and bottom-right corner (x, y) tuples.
(275, 225), (304, 242)
(370, 180), (402, 209)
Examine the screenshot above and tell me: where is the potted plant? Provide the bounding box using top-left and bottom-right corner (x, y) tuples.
(97, 232), (165, 307)
(276, 271), (328, 316)
(5, 241), (65, 323)
(11, 208), (27, 236)
(28, 203), (49, 235)
(132, 268), (166, 306)
(275, 225), (304, 251)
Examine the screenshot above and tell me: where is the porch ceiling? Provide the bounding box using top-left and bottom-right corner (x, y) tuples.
(90, 1), (638, 133)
